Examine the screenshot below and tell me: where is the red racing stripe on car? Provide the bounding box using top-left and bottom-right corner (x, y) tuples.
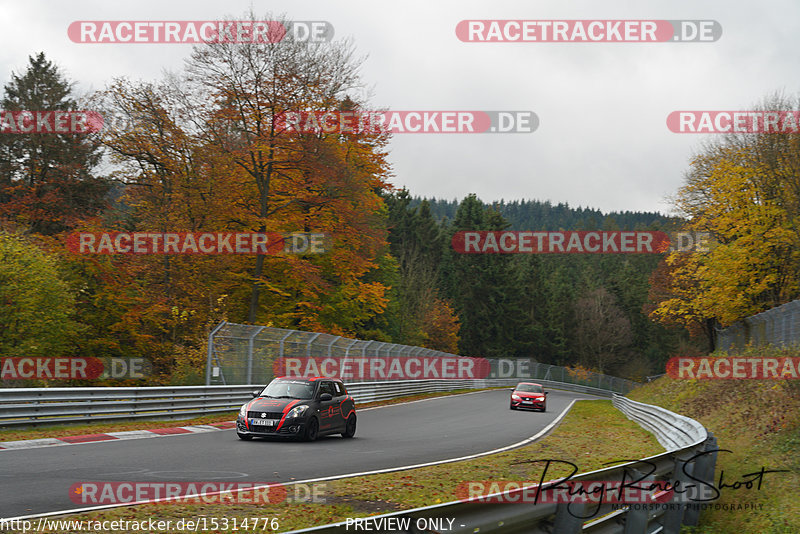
(282, 400), (300, 413)
(338, 398), (355, 419)
(276, 400), (300, 431)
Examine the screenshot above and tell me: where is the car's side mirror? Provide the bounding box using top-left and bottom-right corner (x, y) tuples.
(544, 391), (548, 396)
(320, 393), (333, 401)
(251, 390), (261, 398)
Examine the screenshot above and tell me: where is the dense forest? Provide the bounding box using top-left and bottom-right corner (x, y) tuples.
(411, 197), (680, 232)
(4, 42), (798, 386)
(381, 192), (693, 379)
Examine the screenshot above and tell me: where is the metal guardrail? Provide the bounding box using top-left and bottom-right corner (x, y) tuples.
(0, 386), (253, 428)
(281, 395), (715, 534)
(0, 379), (613, 428)
(613, 394), (706, 451)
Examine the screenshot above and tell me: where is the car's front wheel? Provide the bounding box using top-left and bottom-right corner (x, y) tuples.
(304, 417), (319, 442)
(237, 433), (253, 441)
(509, 403), (516, 410)
(342, 414), (357, 438)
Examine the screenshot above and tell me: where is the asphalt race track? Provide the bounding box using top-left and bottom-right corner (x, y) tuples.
(0, 388), (600, 519)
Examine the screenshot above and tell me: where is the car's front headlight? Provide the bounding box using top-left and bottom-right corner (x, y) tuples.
(511, 394), (521, 400)
(239, 404), (248, 417)
(286, 405), (309, 418)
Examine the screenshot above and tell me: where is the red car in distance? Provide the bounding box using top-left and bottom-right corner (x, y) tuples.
(510, 382), (547, 411)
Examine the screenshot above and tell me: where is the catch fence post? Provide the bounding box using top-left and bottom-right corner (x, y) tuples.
(205, 321), (226, 385)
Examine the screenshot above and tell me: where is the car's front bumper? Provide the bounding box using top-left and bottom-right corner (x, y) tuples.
(511, 398), (545, 410)
(236, 416), (306, 437)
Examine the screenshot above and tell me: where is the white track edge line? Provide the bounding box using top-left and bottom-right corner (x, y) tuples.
(1, 396), (581, 522)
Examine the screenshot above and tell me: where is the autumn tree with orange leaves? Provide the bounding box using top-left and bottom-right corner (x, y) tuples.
(181, 16), (390, 326)
(59, 12), (393, 379)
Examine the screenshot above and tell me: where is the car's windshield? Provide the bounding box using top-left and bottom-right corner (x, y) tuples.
(261, 380), (315, 400)
(516, 384), (543, 393)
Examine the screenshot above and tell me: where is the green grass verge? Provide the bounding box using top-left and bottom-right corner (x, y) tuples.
(29, 399), (663, 533)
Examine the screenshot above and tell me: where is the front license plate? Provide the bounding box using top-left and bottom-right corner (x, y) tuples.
(522, 400), (533, 403)
(250, 419), (279, 426)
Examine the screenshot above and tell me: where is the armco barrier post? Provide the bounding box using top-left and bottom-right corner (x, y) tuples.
(662, 450), (697, 534)
(683, 433), (718, 526)
(552, 500), (586, 533)
(622, 470), (653, 534)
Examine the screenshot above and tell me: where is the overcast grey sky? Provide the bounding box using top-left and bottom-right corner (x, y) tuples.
(1, 0), (797, 214)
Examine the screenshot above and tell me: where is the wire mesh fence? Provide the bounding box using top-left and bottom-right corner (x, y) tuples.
(717, 299), (800, 351)
(205, 321), (639, 394)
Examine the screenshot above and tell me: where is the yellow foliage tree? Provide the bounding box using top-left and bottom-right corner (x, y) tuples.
(651, 123), (800, 332)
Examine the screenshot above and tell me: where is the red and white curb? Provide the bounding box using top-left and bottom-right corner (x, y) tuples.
(0, 421), (236, 451)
